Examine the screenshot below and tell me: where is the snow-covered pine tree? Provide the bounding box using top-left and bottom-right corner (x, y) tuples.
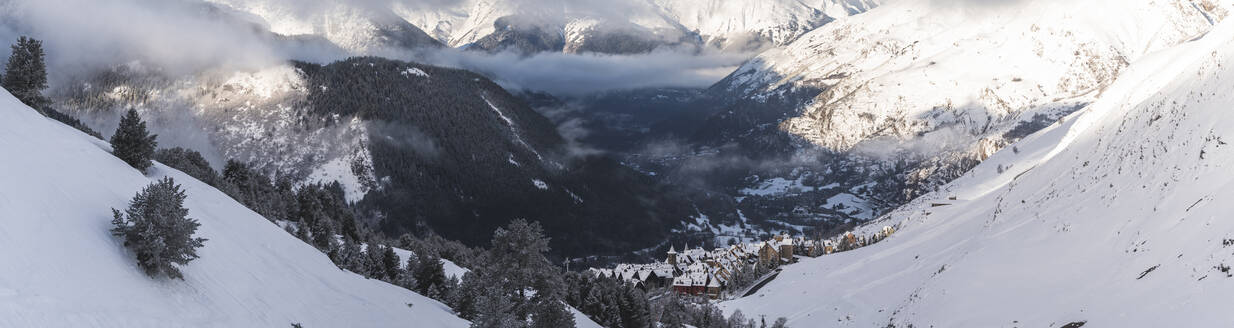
(110, 177), (207, 279)
(109, 108), (158, 173)
(2, 36), (48, 110)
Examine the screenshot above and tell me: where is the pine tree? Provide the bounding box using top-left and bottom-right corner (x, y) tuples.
(403, 252), (421, 283)
(442, 275), (462, 307)
(338, 237), (368, 273)
(486, 219), (560, 318)
(529, 299), (575, 328)
(2, 36), (48, 109)
(414, 252), (447, 295)
(310, 218), (336, 255)
(364, 243), (387, 279)
(452, 271), (484, 320)
(381, 246), (401, 282)
(728, 310), (749, 328)
(111, 177), (207, 279)
(582, 287), (606, 324)
(471, 285), (522, 328)
(428, 283), (448, 300)
(619, 285), (651, 328)
(601, 291), (622, 327)
(110, 108), (158, 173)
(154, 147), (219, 186)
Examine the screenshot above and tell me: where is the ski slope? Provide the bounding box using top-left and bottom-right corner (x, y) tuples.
(720, 16), (1234, 327)
(0, 92), (467, 327)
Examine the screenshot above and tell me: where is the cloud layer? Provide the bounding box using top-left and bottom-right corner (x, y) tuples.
(424, 48), (749, 96)
(0, 0), (289, 78)
(0, 0), (746, 95)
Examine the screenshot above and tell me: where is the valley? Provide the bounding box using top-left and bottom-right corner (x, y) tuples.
(2, 0), (1233, 327)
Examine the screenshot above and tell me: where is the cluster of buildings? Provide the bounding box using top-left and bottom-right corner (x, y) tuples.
(589, 234), (820, 299)
(588, 225), (899, 299)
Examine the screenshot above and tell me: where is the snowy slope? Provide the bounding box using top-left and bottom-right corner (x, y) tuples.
(720, 16), (1234, 327)
(0, 92), (467, 327)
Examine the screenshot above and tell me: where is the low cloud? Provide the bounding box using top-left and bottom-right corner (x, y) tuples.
(849, 126), (972, 160)
(425, 48), (751, 96)
(0, 0), (748, 96)
(368, 121), (442, 159)
(0, 0), (291, 79)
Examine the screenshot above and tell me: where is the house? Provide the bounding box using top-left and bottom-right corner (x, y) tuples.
(705, 275), (723, 298)
(881, 225), (896, 238)
(757, 241), (781, 267)
(671, 263), (711, 296)
(777, 237), (794, 262)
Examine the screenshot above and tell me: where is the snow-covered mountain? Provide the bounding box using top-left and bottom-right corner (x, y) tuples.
(649, 0), (879, 51)
(721, 12), (1234, 327)
(205, 0), (443, 55)
(209, 0), (880, 55)
(718, 0), (1212, 150)
(669, 0), (1220, 237)
(0, 90), (468, 327)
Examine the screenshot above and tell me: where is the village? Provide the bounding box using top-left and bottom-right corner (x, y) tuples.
(588, 225), (899, 299)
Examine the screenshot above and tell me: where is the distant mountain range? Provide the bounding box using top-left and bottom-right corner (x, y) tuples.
(207, 0), (879, 55)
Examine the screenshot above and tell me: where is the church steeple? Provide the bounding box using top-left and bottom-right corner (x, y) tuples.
(666, 245), (678, 265)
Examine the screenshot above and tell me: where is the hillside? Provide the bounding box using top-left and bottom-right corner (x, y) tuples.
(0, 90), (467, 326)
(650, 0), (1219, 239)
(720, 15), (1234, 327)
(51, 57), (703, 257)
